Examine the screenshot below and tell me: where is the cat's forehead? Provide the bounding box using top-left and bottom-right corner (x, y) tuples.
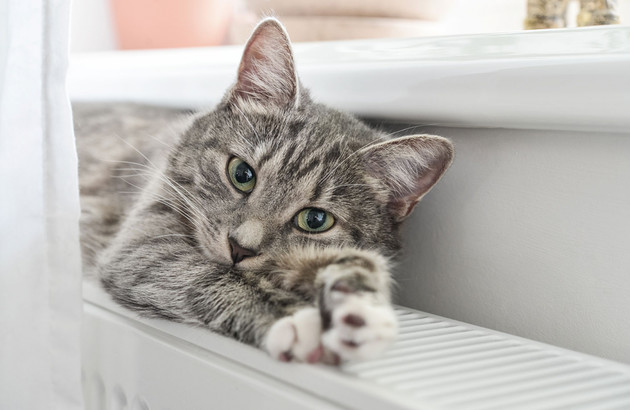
(247, 135), (344, 198)
(224, 108), (358, 166)
(192, 103), (379, 210)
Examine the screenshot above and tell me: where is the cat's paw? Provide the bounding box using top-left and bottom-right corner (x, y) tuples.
(321, 281), (398, 362)
(264, 307), (324, 363)
(317, 251), (398, 363)
(265, 249), (397, 364)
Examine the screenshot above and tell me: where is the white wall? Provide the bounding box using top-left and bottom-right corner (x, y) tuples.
(70, 0), (116, 52)
(395, 125), (630, 364)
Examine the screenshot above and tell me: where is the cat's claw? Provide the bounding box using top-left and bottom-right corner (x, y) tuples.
(265, 307), (323, 363)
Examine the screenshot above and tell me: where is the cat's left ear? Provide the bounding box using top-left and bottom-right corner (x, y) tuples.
(362, 135), (454, 221)
(227, 18), (299, 109)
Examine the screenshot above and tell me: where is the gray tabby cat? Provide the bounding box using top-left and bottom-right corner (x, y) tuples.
(75, 18), (454, 364)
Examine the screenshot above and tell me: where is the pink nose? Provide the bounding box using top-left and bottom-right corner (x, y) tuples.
(228, 237), (257, 264)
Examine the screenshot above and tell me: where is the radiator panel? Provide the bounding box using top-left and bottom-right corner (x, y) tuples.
(83, 281), (630, 409)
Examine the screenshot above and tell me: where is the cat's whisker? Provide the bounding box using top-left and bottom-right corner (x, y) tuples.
(143, 131), (177, 150)
(152, 197), (199, 228)
(378, 121), (453, 136)
(108, 157), (208, 228)
(150, 233), (196, 240)
(114, 133), (162, 172)
(148, 189), (199, 221)
(104, 159), (155, 171)
(111, 135), (207, 217)
(114, 172), (153, 178)
(108, 160), (199, 204)
(116, 177), (199, 227)
(116, 177), (150, 192)
(152, 172), (208, 223)
(112, 167), (153, 172)
(118, 139), (207, 215)
(380, 124), (425, 137)
(101, 144), (207, 225)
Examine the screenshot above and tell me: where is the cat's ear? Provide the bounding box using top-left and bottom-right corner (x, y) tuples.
(228, 18), (299, 108)
(362, 135), (454, 221)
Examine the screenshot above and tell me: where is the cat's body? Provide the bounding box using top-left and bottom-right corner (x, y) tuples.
(75, 19), (453, 363)
(76, 103), (191, 269)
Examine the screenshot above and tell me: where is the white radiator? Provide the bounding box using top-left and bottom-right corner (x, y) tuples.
(83, 281), (630, 409)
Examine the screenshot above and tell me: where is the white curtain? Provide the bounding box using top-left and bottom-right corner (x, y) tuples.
(0, 0), (84, 408)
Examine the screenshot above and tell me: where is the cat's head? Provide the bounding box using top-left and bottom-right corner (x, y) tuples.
(166, 18), (454, 268)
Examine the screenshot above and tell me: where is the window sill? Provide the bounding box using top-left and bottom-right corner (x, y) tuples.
(70, 25), (630, 133)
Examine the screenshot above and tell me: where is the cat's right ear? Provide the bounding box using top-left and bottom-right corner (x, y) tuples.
(226, 18), (299, 109)
(362, 134), (454, 222)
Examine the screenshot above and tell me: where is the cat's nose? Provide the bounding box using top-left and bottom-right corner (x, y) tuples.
(228, 237), (258, 264)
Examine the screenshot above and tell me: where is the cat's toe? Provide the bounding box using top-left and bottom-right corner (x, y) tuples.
(265, 315), (296, 361)
(322, 294), (397, 363)
(264, 307), (323, 363)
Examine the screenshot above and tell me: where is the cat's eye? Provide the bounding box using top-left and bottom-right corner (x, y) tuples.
(295, 208), (335, 233)
(227, 157), (256, 193)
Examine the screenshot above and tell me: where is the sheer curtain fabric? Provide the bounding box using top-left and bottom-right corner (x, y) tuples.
(0, 0), (83, 408)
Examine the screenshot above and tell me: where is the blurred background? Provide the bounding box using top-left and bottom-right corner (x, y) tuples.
(71, 0), (630, 52)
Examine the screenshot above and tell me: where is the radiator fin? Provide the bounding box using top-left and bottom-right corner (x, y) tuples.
(342, 309), (630, 409)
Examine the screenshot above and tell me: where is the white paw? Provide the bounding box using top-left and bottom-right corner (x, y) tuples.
(322, 293), (398, 363)
(264, 307), (323, 363)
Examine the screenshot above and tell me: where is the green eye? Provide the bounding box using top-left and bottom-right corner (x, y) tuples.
(227, 157), (256, 193)
(295, 208), (335, 233)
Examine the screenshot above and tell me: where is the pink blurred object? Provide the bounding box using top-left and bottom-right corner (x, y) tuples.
(110, 0), (232, 49)
(244, 0), (455, 20)
(230, 15), (444, 44)
(230, 0), (455, 44)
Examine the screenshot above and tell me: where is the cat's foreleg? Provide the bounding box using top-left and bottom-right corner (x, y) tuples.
(266, 248), (398, 363)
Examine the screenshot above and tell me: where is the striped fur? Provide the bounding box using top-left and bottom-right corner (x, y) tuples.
(75, 19), (454, 361)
